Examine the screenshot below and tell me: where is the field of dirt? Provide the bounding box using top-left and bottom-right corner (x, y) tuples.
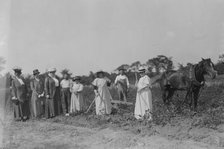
(1, 82), (224, 149)
(2, 113), (224, 149)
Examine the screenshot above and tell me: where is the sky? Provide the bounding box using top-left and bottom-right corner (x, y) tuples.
(1, 0), (224, 75)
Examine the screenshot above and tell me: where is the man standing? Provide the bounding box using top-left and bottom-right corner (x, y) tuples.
(60, 72), (72, 116)
(11, 67), (29, 121)
(114, 68), (130, 102)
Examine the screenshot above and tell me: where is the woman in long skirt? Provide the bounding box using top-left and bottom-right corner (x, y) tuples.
(11, 67), (29, 121)
(134, 67), (153, 121)
(70, 76), (84, 113)
(30, 69), (45, 118)
(92, 71), (112, 115)
(44, 68), (60, 118)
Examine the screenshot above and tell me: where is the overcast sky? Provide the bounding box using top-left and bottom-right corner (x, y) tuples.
(1, 0), (224, 75)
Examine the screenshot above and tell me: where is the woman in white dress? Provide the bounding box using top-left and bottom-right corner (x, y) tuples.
(134, 67), (153, 121)
(92, 71), (112, 115)
(70, 76), (84, 113)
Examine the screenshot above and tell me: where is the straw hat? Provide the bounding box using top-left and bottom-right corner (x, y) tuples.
(13, 66), (22, 73)
(48, 67), (56, 73)
(13, 66), (22, 71)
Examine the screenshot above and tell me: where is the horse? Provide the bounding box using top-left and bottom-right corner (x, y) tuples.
(158, 58), (217, 111)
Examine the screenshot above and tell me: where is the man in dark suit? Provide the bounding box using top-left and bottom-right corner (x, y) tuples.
(44, 68), (61, 118)
(11, 67), (29, 121)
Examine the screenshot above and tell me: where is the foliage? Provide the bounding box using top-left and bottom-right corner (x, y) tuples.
(215, 62), (224, 75)
(115, 64), (130, 72)
(61, 69), (72, 77)
(146, 55), (174, 74)
(218, 54), (224, 63)
(129, 61), (141, 72)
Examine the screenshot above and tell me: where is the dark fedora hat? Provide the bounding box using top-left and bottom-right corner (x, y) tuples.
(96, 70), (104, 74)
(96, 70), (105, 77)
(33, 69), (40, 75)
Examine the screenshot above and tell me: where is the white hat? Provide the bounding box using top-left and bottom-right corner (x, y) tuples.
(13, 66), (22, 71)
(48, 67), (56, 72)
(138, 66), (146, 72)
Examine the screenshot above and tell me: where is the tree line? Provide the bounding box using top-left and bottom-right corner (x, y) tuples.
(0, 54), (224, 88)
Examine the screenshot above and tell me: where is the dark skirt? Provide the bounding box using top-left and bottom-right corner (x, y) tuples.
(54, 87), (62, 116)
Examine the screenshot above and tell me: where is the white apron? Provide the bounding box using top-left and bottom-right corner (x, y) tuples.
(92, 77), (112, 115)
(134, 75), (153, 119)
(70, 82), (84, 113)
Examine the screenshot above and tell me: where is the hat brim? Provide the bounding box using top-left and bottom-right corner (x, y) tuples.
(33, 72), (40, 75)
(119, 68), (125, 71)
(96, 71), (104, 74)
(73, 77), (81, 81)
(48, 70), (56, 73)
(138, 69), (146, 73)
(13, 69), (22, 73)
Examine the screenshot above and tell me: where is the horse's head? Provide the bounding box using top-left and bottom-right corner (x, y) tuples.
(200, 58), (217, 79)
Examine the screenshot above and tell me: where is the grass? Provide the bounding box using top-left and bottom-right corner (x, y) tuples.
(2, 77), (224, 135)
(61, 82), (224, 131)
(2, 78), (224, 148)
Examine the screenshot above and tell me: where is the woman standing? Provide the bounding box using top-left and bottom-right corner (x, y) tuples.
(11, 67), (29, 121)
(44, 68), (61, 118)
(92, 71), (112, 115)
(70, 76), (84, 114)
(30, 69), (44, 118)
(134, 67), (153, 121)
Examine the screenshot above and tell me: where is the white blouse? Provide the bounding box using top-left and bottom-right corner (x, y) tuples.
(48, 74), (59, 87)
(53, 77), (59, 87)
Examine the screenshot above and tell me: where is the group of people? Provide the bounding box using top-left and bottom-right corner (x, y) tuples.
(10, 66), (153, 122)
(11, 67), (85, 121)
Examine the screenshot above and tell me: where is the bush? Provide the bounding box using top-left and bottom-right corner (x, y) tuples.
(215, 62), (224, 75)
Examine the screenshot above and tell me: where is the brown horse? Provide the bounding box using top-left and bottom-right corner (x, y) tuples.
(158, 58), (217, 111)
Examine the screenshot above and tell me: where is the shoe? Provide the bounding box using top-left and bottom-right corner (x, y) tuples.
(65, 113), (69, 116)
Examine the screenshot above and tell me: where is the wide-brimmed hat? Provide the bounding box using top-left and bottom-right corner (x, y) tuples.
(61, 69), (71, 76)
(33, 69), (40, 75)
(72, 76), (81, 81)
(96, 70), (104, 74)
(48, 68), (56, 73)
(138, 66), (146, 73)
(13, 66), (22, 71)
(13, 66), (22, 73)
(118, 67), (125, 71)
